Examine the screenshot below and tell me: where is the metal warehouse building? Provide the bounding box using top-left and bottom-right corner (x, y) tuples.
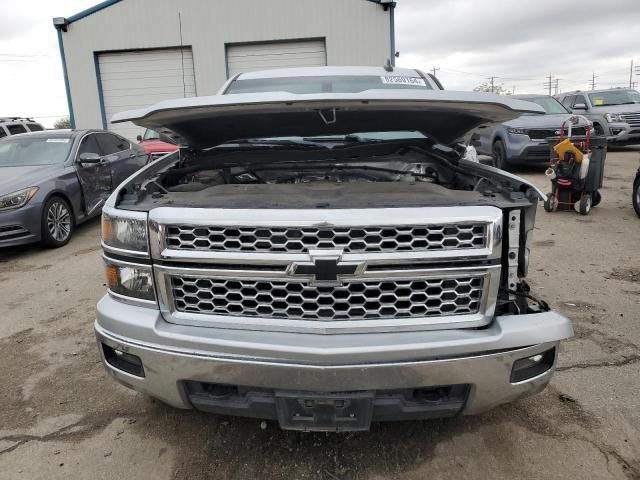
(53, 0), (396, 139)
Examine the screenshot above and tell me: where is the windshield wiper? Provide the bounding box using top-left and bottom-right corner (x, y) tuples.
(301, 134), (383, 144)
(218, 138), (327, 149)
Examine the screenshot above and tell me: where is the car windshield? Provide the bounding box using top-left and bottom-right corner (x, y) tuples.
(588, 89), (640, 106)
(225, 75), (433, 94)
(0, 136), (72, 167)
(521, 96), (569, 114)
(142, 129), (161, 140)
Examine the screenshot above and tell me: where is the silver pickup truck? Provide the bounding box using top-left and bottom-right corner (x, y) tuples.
(96, 77), (572, 432)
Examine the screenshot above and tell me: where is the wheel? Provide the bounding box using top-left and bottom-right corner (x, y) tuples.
(41, 196), (73, 247)
(633, 177), (640, 218)
(491, 139), (510, 171)
(543, 193), (558, 212)
(592, 190), (602, 207)
(574, 193), (592, 215)
(593, 123), (605, 136)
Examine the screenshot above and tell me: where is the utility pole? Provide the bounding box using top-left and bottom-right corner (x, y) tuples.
(589, 72), (597, 90)
(554, 79), (560, 95)
(488, 76), (496, 93)
(431, 66), (440, 78)
(631, 60), (634, 88)
(543, 74), (555, 96)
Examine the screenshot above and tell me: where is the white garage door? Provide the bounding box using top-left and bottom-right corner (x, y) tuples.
(98, 48), (196, 140)
(226, 39), (326, 78)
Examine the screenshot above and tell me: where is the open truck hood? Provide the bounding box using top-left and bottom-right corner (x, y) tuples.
(111, 90), (544, 149)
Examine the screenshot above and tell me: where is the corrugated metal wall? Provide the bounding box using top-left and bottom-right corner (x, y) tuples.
(60, 0), (390, 131)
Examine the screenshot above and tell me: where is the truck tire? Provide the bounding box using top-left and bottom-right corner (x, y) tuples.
(41, 196), (74, 248)
(492, 139), (510, 171)
(633, 177), (640, 217)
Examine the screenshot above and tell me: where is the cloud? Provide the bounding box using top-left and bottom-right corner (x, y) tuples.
(395, 0), (640, 93)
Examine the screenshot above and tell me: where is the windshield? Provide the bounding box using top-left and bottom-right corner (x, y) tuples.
(521, 96), (569, 114)
(0, 136), (72, 167)
(588, 90), (640, 106)
(225, 75), (433, 94)
(142, 129), (161, 141)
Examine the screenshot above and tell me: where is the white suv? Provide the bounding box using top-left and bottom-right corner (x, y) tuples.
(0, 117), (45, 139)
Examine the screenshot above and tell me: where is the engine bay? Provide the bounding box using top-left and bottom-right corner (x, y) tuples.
(115, 140), (541, 211)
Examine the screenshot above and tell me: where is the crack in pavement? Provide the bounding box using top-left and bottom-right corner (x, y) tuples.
(0, 420), (90, 456)
(557, 354), (640, 372)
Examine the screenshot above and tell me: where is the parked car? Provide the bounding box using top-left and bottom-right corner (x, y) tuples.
(0, 129), (147, 248)
(554, 88), (640, 144)
(136, 128), (178, 162)
(0, 117), (45, 139)
(470, 95), (586, 170)
(95, 69), (572, 432)
(219, 65), (444, 94)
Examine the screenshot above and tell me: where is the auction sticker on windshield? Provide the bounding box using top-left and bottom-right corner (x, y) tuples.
(380, 76), (426, 86)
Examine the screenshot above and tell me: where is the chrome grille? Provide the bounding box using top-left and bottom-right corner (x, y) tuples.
(171, 276), (484, 321)
(165, 224), (487, 253)
(621, 112), (640, 126)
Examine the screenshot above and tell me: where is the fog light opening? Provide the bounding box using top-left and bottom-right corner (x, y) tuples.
(510, 347), (555, 383)
(102, 343), (145, 377)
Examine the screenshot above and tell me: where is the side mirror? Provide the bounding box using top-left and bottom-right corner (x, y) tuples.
(574, 103), (587, 110)
(136, 135), (143, 142)
(78, 152), (102, 164)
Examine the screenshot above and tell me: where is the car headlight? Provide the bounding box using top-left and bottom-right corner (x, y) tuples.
(507, 127), (528, 136)
(605, 113), (623, 122)
(104, 258), (155, 302)
(102, 207), (148, 254)
(0, 187), (39, 211)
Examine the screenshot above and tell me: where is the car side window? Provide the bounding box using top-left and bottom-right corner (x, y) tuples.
(78, 134), (102, 157)
(7, 124), (27, 135)
(96, 133), (129, 155)
(27, 123), (44, 132)
(574, 94), (587, 107)
(0, 127), (6, 139)
(561, 96), (574, 108)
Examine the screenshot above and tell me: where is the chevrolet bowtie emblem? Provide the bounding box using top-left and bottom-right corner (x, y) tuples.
(290, 250), (363, 285)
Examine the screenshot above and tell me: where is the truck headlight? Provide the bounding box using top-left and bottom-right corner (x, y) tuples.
(105, 258), (155, 302)
(102, 207), (148, 254)
(507, 127), (528, 136)
(0, 187), (39, 211)
(605, 113), (623, 122)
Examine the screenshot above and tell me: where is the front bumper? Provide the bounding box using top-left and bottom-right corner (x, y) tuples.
(0, 202), (42, 247)
(95, 295), (572, 426)
(606, 122), (640, 143)
(505, 134), (551, 163)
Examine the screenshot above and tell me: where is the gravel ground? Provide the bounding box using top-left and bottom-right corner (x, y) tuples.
(0, 147), (639, 480)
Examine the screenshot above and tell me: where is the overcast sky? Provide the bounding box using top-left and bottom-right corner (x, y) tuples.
(1, 0), (639, 127)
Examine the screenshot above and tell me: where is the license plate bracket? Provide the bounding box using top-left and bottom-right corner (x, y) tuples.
(275, 391), (374, 432)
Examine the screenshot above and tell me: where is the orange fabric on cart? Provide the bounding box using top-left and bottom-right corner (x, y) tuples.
(553, 139), (584, 162)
